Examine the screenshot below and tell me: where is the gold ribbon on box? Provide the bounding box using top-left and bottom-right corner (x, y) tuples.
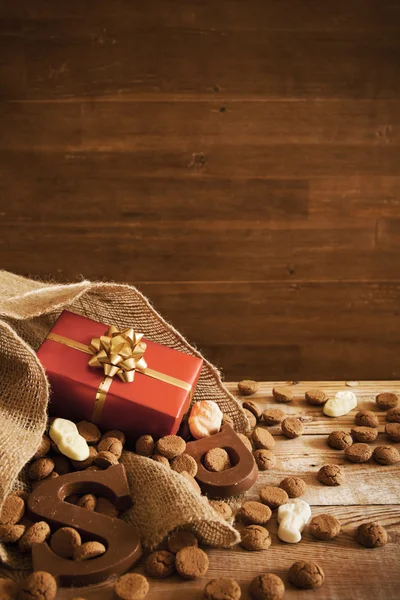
(47, 326), (192, 424)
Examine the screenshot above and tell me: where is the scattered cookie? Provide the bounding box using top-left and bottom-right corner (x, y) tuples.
(77, 494), (97, 511)
(305, 389), (328, 406)
(18, 571), (57, 600)
(0, 523), (25, 543)
(168, 530), (198, 554)
(237, 433), (253, 452)
(73, 541), (106, 561)
(188, 400), (223, 439)
(156, 435), (186, 459)
(204, 448), (232, 472)
(386, 407), (400, 423)
(238, 380), (259, 396)
(385, 422), (400, 442)
(345, 443), (372, 463)
(244, 409), (257, 429)
(262, 408), (285, 426)
(19, 521), (51, 552)
(356, 522), (388, 548)
(309, 514), (341, 540)
(250, 573), (285, 600)
(0, 494), (25, 525)
(204, 578), (241, 600)
(70, 446), (97, 471)
(175, 546), (209, 579)
(76, 421), (101, 445)
(240, 524), (271, 551)
(0, 578), (19, 600)
(272, 386), (293, 403)
(50, 526), (81, 558)
(376, 392), (398, 410)
(253, 449), (276, 471)
(171, 453), (198, 477)
(373, 445), (400, 465)
(318, 464), (345, 486)
(281, 417), (304, 439)
(288, 560), (324, 589)
(28, 457), (55, 481)
(97, 437), (123, 459)
(135, 435), (155, 457)
(351, 427), (378, 443)
(252, 427), (275, 450)
(259, 486), (289, 510)
(152, 454), (170, 467)
(145, 550), (175, 578)
(328, 430), (353, 450)
(209, 500), (232, 520)
(242, 400), (263, 419)
(32, 435), (51, 460)
(95, 497), (119, 518)
(240, 501), (272, 525)
(94, 450), (119, 469)
(355, 410), (379, 428)
(101, 430), (126, 446)
(280, 477), (306, 498)
(114, 573), (149, 600)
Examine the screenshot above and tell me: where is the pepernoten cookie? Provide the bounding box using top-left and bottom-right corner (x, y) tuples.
(309, 514), (341, 540)
(240, 525), (271, 551)
(238, 379), (259, 396)
(280, 476), (306, 498)
(168, 530), (198, 554)
(204, 578), (241, 600)
(373, 445), (400, 465)
(281, 417), (303, 439)
(243, 399), (263, 419)
(145, 550), (175, 578)
(175, 546), (209, 579)
(240, 501), (272, 525)
(356, 522), (388, 548)
(209, 500), (232, 521)
(262, 408), (285, 426)
(328, 430), (353, 450)
(351, 426), (378, 442)
(376, 392), (398, 410)
(0, 494), (25, 525)
(253, 449), (276, 471)
(250, 573), (285, 600)
(305, 389), (328, 406)
(345, 443), (372, 463)
(355, 410), (379, 428)
(114, 573), (149, 600)
(252, 427), (275, 450)
(259, 486), (289, 510)
(19, 571), (57, 600)
(204, 448), (232, 472)
(272, 386), (293, 403)
(317, 464), (345, 486)
(385, 422), (400, 442)
(288, 561), (324, 589)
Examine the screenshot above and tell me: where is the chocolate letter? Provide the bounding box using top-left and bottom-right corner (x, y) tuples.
(28, 464), (141, 586)
(185, 424), (258, 498)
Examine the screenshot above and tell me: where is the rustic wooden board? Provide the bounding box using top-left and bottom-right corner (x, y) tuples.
(1, 380), (399, 599)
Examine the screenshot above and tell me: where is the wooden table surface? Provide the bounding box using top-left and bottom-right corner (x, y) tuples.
(2, 380), (400, 599)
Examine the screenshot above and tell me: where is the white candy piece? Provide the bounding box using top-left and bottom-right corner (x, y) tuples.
(49, 418), (90, 461)
(277, 499), (311, 543)
(188, 400), (223, 439)
(323, 391), (357, 417)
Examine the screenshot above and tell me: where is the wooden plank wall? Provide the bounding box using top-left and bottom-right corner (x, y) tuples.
(0, 1), (399, 380)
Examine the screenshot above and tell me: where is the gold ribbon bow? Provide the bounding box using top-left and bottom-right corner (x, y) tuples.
(88, 325), (147, 383)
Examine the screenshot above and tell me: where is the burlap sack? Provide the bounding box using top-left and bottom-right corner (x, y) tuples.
(0, 271), (249, 568)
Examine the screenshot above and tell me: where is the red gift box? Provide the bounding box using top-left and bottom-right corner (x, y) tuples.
(37, 311), (203, 441)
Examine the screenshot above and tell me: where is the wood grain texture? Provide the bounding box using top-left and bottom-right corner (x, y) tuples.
(0, 0), (400, 380)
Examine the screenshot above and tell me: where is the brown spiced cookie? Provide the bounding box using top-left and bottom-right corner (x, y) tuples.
(156, 435), (186, 459)
(262, 408), (285, 426)
(32, 435), (51, 460)
(272, 386), (293, 403)
(238, 380), (259, 396)
(19, 571), (57, 600)
(76, 421), (101, 444)
(209, 500), (233, 520)
(28, 458), (55, 481)
(145, 550), (175, 578)
(221, 413), (235, 428)
(237, 433), (253, 452)
(135, 435), (155, 457)
(73, 541), (106, 561)
(281, 417), (304, 439)
(317, 464), (345, 486)
(345, 443), (372, 463)
(386, 407), (400, 423)
(351, 426), (378, 442)
(77, 494), (97, 511)
(355, 410), (379, 428)
(252, 427), (275, 450)
(244, 409), (257, 429)
(95, 497), (119, 518)
(50, 526), (81, 558)
(19, 522), (51, 552)
(309, 514), (341, 540)
(101, 429), (126, 446)
(385, 422), (400, 442)
(71, 446), (97, 471)
(259, 486), (289, 510)
(167, 530), (198, 554)
(52, 455), (71, 476)
(0, 523), (25, 543)
(204, 448), (232, 472)
(250, 573), (285, 600)
(171, 453), (198, 477)
(373, 445), (400, 465)
(152, 454), (170, 467)
(114, 573), (149, 600)
(97, 437), (123, 459)
(0, 494), (25, 525)
(305, 389), (328, 406)
(253, 449), (276, 471)
(376, 392), (398, 410)
(280, 476), (306, 498)
(94, 450), (119, 469)
(204, 578), (241, 600)
(240, 524), (271, 551)
(356, 522), (388, 548)
(0, 578), (19, 600)
(175, 546), (209, 579)
(288, 560), (324, 589)
(240, 501), (272, 525)
(328, 430), (353, 450)
(243, 400), (263, 420)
